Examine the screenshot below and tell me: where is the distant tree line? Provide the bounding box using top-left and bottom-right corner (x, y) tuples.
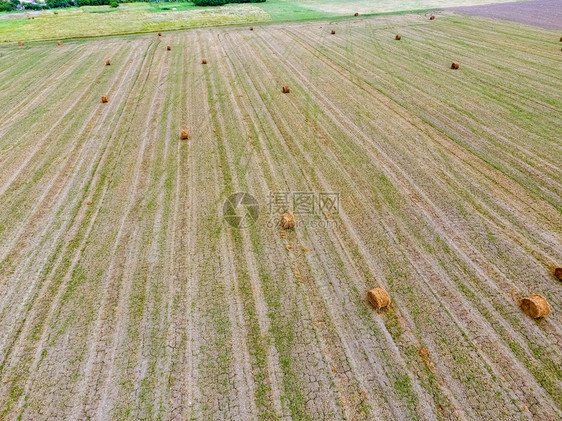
(0, 0), (19, 12)
(193, 0), (265, 5)
(46, 0), (118, 7)
(0, 0), (265, 12)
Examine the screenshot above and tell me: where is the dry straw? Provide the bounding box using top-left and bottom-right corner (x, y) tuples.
(451, 62), (460, 70)
(158, 32), (162, 36)
(280, 213), (295, 229)
(520, 295), (550, 318)
(367, 287), (391, 310)
(202, 58), (207, 64)
(282, 86), (290, 94)
(331, 30), (336, 35)
(57, 41), (63, 46)
(354, 12), (359, 17)
(554, 267), (562, 280)
(395, 35), (401, 40)
(18, 41), (24, 46)
(101, 95), (109, 103)
(181, 129), (189, 140)
(167, 45), (171, 51)
(430, 15), (435, 20)
(105, 59), (111, 66)
(250, 27), (254, 31)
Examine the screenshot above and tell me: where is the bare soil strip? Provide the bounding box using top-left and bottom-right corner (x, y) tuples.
(449, 0), (562, 30)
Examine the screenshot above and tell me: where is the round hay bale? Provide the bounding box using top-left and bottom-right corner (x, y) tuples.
(57, 41), (63, 46)
(158, 32), (162, 36)
(280, 213), (295, 229)
(554, 267), (562, 280)
(451, 62), (459, 70)
(430, 15), (435, 20)
(167, 45), (171, 51)
(202, 58), (207, 64)
(282, 85), (290, 94)
(395, 35), (401, 40)
(181, 129), (189, 140)
(520, 294), (551, 318)
(18, 41), (24, 46)
(367, 287), (391, 310)
(105, 59), (111, 66)
(86, 201), (92, 206)
(250, 27), (254, 31)
(101, 95), (109, 103)
(354, 12), (359, 17)
(560, 37), (562, 42)
(331, 29), (336, 35)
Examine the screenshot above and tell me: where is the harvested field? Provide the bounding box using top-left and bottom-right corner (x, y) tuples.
(0, 13), (561, 420)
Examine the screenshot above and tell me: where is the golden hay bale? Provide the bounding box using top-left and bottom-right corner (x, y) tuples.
(158, 32), (162, 36)
(395, 35), (401, 40)
(367, 287), (391, 310)
(331, 29), (336, 35)
(282, 85), (290, 94)
(354, 12), (359, 16)
(167, 45), (171, 51)
(105, 59), (111, 66)
(181, 129), (189, 140)
(560, 37), (562, 42)
(202, 58), (207, 64)
(451, 62), (460, 70)
(18, 41), (24, 46)
(86, 201), (92, 205)
(101, 95), (109, 103)
(554, 267), (562, 280)
(520, 294), (551, 318)
(430, 15), (435, 20)
(57, 41), (63, 46)
(280, 213), (295, 229)
(250, 27), (254, 31)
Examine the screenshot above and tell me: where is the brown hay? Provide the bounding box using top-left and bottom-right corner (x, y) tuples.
(418, 348), (435, 371)
(158, 32), (162, 36)
(101, 95), (109, 103)
(57, 41), (63, 46)
(520, 294), (551, 318)
(86, 201), (92, 206)
(280, 213), (295, 229)
(18, 41), (24, 46)
(367, 287), (391, 310)
(554, 267), (562, 280)
(354, 12), (359, 16)
(181, 129), (189, 140)
(282, 85), (290, 94)
(560, 37), (562, 42)
(430, 15), (435, 20)
(105, 59), (111, 66)
(331, 29), (336, 35)
(451, 62), (459, 70)
(167, 45), (171, 51)
(201, 58), (207, 64)
(395, 35), (401, 40)
(250, 27), (254, 31)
